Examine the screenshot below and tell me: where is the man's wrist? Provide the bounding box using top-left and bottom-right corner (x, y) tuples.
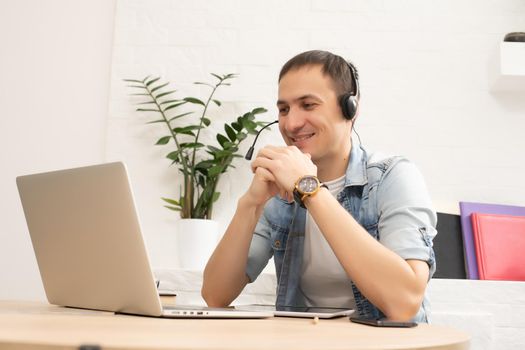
(239, 193), (265, 215)
(302, 185), (329, 207)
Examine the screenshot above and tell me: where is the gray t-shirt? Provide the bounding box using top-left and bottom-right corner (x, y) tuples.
(300, 174), (357, 309)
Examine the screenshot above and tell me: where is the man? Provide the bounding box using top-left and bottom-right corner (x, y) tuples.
(202, 50), (436, 322)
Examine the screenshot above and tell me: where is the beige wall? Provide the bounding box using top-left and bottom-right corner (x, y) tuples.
(0, 0), (116, 300)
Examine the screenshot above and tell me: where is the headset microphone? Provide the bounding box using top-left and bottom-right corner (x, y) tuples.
(244, 120), (279, 160)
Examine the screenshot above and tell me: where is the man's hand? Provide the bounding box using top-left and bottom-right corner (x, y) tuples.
(251, 145), (317, 199)
(243, 165), (281, 208)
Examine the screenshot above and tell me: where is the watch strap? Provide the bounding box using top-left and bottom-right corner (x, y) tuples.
(293, 183), (328, 208)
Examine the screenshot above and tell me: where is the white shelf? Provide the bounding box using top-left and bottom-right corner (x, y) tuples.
(490, 41), (525, 92)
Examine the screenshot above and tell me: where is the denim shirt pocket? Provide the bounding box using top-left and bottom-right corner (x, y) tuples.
(270, 223), (288, 272)
(264, 197), (294, 273)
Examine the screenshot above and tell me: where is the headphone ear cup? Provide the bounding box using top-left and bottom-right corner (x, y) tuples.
(339, 93), (358, 121)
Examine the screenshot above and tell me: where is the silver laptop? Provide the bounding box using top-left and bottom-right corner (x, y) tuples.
(16, 162), (272, 319)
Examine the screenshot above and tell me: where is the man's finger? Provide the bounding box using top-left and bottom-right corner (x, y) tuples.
(251, 157), (274, 173)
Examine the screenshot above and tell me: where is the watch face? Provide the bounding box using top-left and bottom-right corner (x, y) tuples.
(299, 176), (319, 194)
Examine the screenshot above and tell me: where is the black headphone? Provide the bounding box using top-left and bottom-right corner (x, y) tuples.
(339, 61), (360, 121)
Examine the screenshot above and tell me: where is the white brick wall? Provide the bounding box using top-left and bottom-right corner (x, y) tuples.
(107, 0), (525, 268)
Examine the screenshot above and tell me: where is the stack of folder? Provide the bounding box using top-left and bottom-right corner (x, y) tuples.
(459, 202), (525, 281)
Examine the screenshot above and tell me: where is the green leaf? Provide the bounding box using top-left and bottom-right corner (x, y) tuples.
(166, 150), (181, 161)
(216, 134), (229, 148)
(242, 120), (257, 131)
(243, 112), (255, 121)
(168, 111), (193, 122)
(194, 82), (214, 88)
(211, 73), (222, 81)
(155, 90), (176, 99)
(173, 125), (200, 136)
(207, 145), (222, 153)
(177, 130), (195, 136)
(215, 150), (233, 158)
(145, 77), (160, 86)
(163, 101), (186, 112)
(151, 82), (170, 93)
(164, 205), (181, 212)
(198, 175), (206, 188)
(202, 117), (211, 126)
(160, 99), (182, 105)
(236, 132), (247, 141)
(252, 107), (267, 114)
(183, 97), (205, 106)
(142, 75), (151, 83)
(136, 101), (157, 105)
(126, 85), (147, 89)
(174, 125), (201, 132)
(225, 124), (237, 142)
(212, 192), (221, 203)
(195, 160), (214, 169)
(146, 119), (165, 124)
(231, 122), (242, 132)
(180, 142), (205, 149)
(123, 79), (143, 84)
(155, 136), (171, 145)
(208, 165), (223, 177)
(212, 99), (222, 106)
(137, 108), (161, 112)
(161, 197), (180, 205)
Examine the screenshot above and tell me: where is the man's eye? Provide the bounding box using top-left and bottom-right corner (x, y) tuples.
(279, 107), (289, 114)
(303, 103), (315, 110)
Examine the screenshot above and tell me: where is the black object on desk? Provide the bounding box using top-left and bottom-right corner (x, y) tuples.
(350, 317), (418, 328)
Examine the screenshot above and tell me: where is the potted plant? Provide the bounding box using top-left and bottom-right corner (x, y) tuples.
(125, 73), (268, 269)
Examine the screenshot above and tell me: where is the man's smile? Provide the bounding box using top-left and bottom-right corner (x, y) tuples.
(290, 132), (315, 143)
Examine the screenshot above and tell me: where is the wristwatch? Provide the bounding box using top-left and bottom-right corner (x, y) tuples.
(293, 175), (328, 208)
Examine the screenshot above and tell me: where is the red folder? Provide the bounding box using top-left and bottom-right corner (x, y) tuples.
(471, 213), (525, 281)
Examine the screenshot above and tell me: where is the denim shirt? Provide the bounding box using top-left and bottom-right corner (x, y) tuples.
(245, 143), (437, 323)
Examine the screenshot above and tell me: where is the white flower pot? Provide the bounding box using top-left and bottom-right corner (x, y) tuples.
(175, 219), (220, 271)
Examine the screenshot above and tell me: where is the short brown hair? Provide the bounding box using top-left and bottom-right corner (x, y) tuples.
(278, 50), (358, 98)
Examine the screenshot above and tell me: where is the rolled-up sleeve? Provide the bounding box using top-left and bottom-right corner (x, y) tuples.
(376, 159), (437, 277)
(245, 213), (274, 283)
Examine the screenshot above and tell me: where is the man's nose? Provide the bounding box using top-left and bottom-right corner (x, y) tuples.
(284, 107), (305, 132)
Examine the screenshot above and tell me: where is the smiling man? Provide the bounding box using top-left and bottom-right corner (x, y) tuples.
(202, 50), (437, 323)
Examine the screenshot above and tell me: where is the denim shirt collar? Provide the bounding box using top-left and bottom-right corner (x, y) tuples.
(344, 141), (368, 188)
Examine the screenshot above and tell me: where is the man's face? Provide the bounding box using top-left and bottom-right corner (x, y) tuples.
(277, 64), (352, 164)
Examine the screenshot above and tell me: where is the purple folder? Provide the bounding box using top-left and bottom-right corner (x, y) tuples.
(459, 201), (525, 279)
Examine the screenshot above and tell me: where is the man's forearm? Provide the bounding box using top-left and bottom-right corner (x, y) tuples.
(305, 189), (428, 320)
(201, 195), (264, 307)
